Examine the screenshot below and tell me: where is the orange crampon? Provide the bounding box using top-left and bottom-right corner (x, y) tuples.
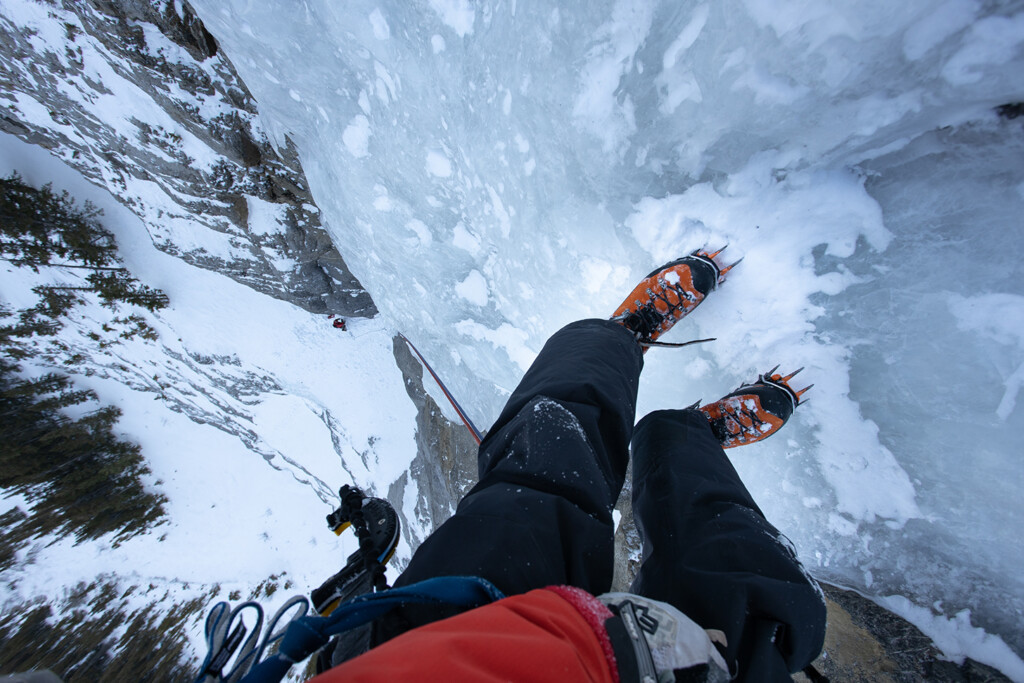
(611, 247), (739, 351)
(698, 366), (812, 448)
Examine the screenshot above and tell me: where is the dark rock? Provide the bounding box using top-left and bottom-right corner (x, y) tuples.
(390, 334), (479, 550)
(795, 584), (1012, 683)
(995, 103), (1024, 120)
(611, 468), (640, 592)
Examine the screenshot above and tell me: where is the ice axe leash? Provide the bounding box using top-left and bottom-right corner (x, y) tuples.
(399, 333), (483, 445)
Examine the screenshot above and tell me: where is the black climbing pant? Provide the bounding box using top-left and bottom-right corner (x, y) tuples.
(384, 319), (826, 681)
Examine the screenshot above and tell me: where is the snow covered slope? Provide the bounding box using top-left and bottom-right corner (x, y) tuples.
(0, 1), (465, 671)
(0, 132), (424, 670)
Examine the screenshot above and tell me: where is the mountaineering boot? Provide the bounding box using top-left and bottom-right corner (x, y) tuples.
(312, 496), (400, 616)
(698, 367), (812, 448)
(611, 247), (735, 350)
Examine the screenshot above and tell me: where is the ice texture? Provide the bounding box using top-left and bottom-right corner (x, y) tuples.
(188, 0), (1024, 670)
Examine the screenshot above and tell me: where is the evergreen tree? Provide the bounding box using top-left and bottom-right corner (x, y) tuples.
(0, 174), (117, 269)
(0, 581), (198, 681)
(0, 353), (167, 547)
(87, 270), (170, 311)
(0, 175), (169, 550)
(29, 285), (83, 320)
(0, 173), (167, 315)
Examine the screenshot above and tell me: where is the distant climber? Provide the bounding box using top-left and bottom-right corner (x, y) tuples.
(328, 314), (346, 331)
(308, 248), (826, 682)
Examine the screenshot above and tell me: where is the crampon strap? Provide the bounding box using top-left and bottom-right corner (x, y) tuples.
(195, 576), (504, 683)
(638, 336), (716, 349)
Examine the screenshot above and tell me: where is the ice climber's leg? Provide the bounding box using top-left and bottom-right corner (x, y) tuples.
(629, 408), (827, 681)
(378, 319), (643, 638)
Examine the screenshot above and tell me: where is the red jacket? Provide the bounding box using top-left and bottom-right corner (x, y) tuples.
(309, 586), (620, 682)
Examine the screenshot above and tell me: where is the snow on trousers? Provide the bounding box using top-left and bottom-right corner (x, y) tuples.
(378, 319), (826, 681)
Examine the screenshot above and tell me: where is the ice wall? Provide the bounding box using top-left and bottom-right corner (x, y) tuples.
(189, 0), (1024, 666)
(827, 117), (1024, 649)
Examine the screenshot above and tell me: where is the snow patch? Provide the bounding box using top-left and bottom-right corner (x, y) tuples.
(405, 219), (432, 246)
(428, 0), (475, 37)
(455, 269), (489, 306)
(426, 150), (453, 177)
(662, 4), (709, 69)
(454, 320), (535, 373)
(369, 8), (390, 40)
(342, 115), (371, 158)
(373, 184), (393, 211)
(572, 0), (656, 156)
(879, 596), (1024, 681)
(245, 196), (286, 236)
(452, 222), (482, 256)
(580, 258), (629, 295)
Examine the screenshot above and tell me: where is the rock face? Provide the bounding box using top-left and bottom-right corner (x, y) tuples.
(0, 0), (374, 316)
(390, 335), (479, 555)
(799, 585), (1010, 683)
